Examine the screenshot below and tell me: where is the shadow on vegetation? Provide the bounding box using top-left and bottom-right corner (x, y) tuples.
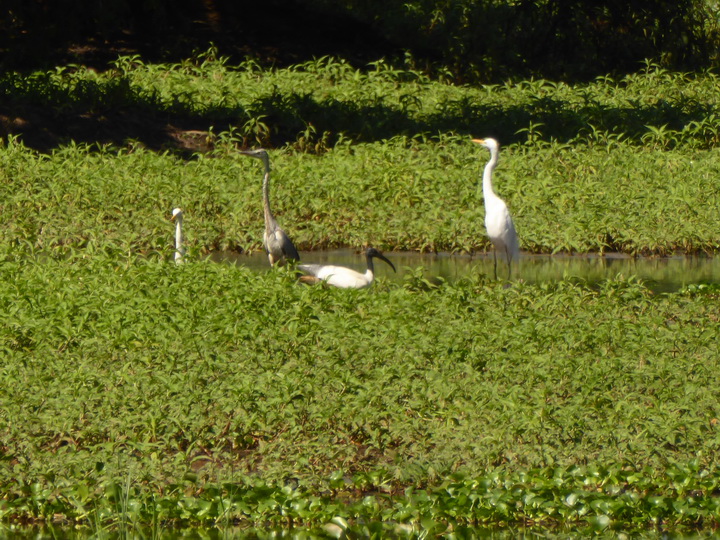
(3, 0), (714, 81)
(1, 67), (716, 155)
(0, 76), (213, 155)
(1, 0), (395, 73)
(2, 0), (717, 153)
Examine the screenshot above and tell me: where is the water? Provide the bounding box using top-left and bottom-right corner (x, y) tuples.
(213, 249), (720, 293)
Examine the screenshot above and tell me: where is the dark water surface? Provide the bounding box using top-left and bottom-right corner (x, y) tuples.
(213, 249), (720, 293)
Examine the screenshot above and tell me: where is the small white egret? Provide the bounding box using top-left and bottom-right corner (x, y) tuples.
(298, 248), (396, 289)
(472, 137), (519, 280)
(239, 148), (300, 267)
(170, 207), (185, 264)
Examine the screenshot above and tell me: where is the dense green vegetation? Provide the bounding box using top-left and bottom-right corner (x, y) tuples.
(2, 54), (720, 535)
(2, 132), (720, 257)
(2, 56), (720, 256)
(1, 253), (720, 534)
(6, 53), (720, 150)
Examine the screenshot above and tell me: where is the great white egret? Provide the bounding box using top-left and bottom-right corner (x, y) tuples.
(170, 207), (185, 264)
(471, 138), (519, 280)
(298, 248), (396, 289)
(239, 148), (300, 267)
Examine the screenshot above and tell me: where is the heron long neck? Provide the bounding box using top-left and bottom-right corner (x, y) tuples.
(262, 169), (276, 228)
(482, 148), (499, 200)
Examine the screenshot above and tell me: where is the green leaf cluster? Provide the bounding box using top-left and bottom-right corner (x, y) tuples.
(6, 57), (720, 150)
(0, 253), (719, 531)
(2, 53), (720, 535)
(1, 130), (720, 255)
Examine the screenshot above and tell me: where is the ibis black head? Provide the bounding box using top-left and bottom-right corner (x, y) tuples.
(365, 247), (396, 273)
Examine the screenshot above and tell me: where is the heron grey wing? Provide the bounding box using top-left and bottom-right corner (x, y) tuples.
(277, 229), (300, 262)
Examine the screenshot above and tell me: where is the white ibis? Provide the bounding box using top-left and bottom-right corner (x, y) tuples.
(298, 248), (396, 289)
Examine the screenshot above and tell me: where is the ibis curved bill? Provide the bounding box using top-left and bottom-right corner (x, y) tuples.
(298, 248), (396, 289)
(170, 207), (185, 265)
(471, 137), (519, 279)
(239, 148), (300, 267)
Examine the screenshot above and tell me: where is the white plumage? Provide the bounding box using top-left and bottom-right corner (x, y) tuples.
(170, 207), (185, 265)
(472, 138), (519, 279)
(298, 248), (396, 289)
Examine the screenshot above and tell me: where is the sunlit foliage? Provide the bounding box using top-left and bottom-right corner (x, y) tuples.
(1, 54), (720, 533)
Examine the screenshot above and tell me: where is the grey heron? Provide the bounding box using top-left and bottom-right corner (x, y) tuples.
(170, 207), (185, 265)
(298, 248), (396, 289)
(239, 148), (300, 266)
(472, 138), (519, 280)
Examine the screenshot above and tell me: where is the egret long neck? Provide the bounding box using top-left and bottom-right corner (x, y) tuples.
(174, 216), (183, 262)
(482, 148), (499, 200)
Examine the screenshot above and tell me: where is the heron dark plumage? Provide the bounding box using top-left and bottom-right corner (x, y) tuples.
(239, 148), (300, 267)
